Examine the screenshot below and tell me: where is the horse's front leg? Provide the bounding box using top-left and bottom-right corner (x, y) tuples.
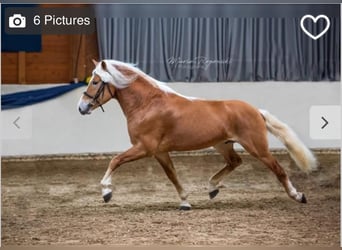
(154, 152), (191, 210)
(100, 144), (148, 202)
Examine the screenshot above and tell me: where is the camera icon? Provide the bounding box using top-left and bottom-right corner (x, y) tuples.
(9, 14), (26, 29)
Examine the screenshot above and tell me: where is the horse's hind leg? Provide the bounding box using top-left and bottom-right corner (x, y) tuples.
(209, 142), (242, 199)
(240, 136), (307, 203)
(264, 155), (306, 203)
(154, 152), (191, 210)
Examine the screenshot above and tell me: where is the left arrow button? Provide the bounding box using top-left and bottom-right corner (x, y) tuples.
(13, 116), (21, 129)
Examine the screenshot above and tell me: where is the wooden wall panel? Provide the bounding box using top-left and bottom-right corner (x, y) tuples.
(26, 35), (71, 83)
(1, 53), (18, 83)
(69, 33), (99, 83)
(1, 33), (98, 84)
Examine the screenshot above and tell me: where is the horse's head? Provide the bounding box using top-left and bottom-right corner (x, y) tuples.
(78, 60), (117, 115)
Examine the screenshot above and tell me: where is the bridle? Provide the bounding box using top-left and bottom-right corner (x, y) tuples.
(83, 80), (115, 112)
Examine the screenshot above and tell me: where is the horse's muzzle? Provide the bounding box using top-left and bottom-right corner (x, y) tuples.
(78, 101), (92, 115)
(79, 106), (90, 115)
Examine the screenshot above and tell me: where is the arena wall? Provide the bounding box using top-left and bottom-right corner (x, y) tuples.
(1, 81), (340, 156)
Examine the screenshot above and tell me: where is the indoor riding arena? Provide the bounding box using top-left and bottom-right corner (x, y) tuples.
(1, 3), (341, 247)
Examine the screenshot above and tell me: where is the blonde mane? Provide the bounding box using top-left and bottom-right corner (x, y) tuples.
(94, 59), (196, 100)
(93, 60), (136, 89)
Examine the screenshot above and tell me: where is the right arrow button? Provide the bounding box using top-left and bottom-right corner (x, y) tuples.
(310, 105), (341, 140)
(321, 116), (329, 129)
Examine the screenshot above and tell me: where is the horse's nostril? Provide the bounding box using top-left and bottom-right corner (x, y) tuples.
(79, 106), (87, 115)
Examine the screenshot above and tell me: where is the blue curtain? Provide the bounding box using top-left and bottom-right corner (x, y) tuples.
(1, 83), (85, 110)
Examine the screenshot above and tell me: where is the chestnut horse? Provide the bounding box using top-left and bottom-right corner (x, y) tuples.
(78, 59), (317, 210)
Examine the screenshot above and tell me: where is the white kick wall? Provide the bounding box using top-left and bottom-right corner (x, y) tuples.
(1, 82), (340, 156)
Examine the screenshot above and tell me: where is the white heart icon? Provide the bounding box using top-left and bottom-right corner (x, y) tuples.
(300, 15), (330, 40)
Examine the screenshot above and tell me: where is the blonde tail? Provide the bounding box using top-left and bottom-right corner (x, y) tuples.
(260, 109), (317, 172)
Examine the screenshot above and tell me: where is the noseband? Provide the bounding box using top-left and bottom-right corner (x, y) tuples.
(83, 81), (115, 112)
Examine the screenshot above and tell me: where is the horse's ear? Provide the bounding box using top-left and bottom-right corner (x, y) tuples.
(101, 60), (107, 71)
(92, 59), (99, 66)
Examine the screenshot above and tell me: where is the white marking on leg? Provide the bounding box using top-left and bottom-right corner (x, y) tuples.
(209, 178), (226, 193)
(101, 175), (112, 198)
(208, 182), (218, 194)
(180, 200), (191, 209)
(101, 176), (112, 186)
(102, 187), (112, 197)
(287, 179), (302, 201)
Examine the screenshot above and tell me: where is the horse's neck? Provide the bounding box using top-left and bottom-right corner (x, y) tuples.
(115, 77), (165, 118)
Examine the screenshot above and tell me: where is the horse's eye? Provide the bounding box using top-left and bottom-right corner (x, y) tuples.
(92, 81), (99, 86)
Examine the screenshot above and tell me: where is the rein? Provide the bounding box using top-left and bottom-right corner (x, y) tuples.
(83, 81), (115, 112)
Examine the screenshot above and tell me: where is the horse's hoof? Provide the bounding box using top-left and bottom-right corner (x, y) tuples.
(179, 201), (191, 211)
(209, 189), (219, 199)
(103, 192), (112, 203)
(301, 193), (307, 203)
(179, 205), (191, 211)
